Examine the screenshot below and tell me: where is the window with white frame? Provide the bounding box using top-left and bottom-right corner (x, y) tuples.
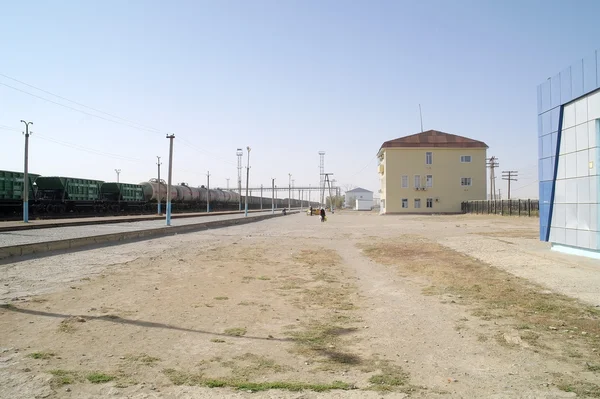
(426, 175), (433, 188)
(425, 152), (432, 165)
(461, 177), (472, 186)
(414, 175), (421, 188)
(460, 155), (472, 163)
(402, 198), (408, 208)
(401, 175), (408, 188)
(414, 198), (421, 208)
(426, 198), (433, 208)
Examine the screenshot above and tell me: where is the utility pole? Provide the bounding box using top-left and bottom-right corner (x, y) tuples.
(271, 178), (275, 214)
(288, 173), (292, 209)
(237, 148), (243, 211)
(298, 189), (301, 210)
(486, 156), (499, 200)
(319, 151), (325, 207)
(419, 104), (424, 133)
(20, 120), (33, 223)
(206, 171), (211, 213)
(226, 178), (230, 190)
(156, 156), (162, 215)
(166, 134), (175, 226)
(115, 169), (121, 183)
(245, 146), (251, 217)
(260, 184), (263, 210)
(502, 170), (518, 200)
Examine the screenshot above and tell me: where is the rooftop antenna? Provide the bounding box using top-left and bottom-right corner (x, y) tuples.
(419, 104), (424, 133)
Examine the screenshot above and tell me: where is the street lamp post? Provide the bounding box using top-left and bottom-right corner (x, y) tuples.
(271, 178), (275, 214)
(244, 146), (251, 217)
(288, 173), (291, 210)
(21, 120), (33, 223)
(166, 134), (175, 226)
(115, 169), (121, 183)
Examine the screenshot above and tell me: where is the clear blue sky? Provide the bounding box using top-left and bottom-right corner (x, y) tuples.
(1, 0), (599, 199)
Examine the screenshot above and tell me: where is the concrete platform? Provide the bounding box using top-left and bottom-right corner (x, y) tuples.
(0, 208), (287, 232)
(0, 210), (294, 261)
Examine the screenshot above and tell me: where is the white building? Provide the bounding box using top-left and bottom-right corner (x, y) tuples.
(345, 187), (373, 209)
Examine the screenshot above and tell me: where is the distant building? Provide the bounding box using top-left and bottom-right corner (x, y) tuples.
(377, 130), (488, 214)
(345, 187), (373, 209)
(537, 48), (600, 258)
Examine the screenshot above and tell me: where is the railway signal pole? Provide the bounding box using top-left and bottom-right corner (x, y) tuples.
(166, 134), (175, 226)
(245, 146), (251, 217)
(115, 169), (121, 183)
(502, 170), (518, 200)
(156, 156), (162, 215)
(21, 120), (33, 223)
(206, 171), (211, 213)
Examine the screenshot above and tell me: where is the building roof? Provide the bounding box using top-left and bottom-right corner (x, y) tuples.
(379, 130), (488, 150)
(346, 187), (372, 193)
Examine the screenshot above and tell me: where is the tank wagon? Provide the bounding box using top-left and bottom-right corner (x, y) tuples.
(0, 169), (321, 217)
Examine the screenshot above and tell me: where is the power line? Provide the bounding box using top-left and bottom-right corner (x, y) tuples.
(1, 75), (238, 167)
(0, 82), (163, 137)
(0, 73), (163, 134)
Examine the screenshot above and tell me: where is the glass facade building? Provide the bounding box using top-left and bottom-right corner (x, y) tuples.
(538, 48), (600, 258)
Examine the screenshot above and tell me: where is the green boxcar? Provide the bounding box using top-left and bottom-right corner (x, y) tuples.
(0, 170), (40, 200)
(35, 176), (103, 201)
(100, 182), (145, 202)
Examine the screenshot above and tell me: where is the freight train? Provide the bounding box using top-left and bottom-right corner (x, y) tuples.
(0, 170), (316, 217)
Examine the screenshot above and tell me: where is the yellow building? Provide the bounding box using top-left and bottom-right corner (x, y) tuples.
(377, 130), (488, 214)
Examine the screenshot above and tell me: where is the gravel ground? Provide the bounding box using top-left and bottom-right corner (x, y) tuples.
(0, 211), (598, 398)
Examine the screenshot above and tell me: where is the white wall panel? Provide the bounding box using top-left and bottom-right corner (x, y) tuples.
(557, 155), (566, 179)
(565, 203), (578, 228)
(577, 150), (589, 177)
(554, 179), (566, 203)
(577, 229), (591, 249)
(565, 179), (577, 203)
(552, 227), (566, 244)
(577, 203), (591, 230)
(588, 91), (600, 121)
(577, 177), (591, 203)
(566, 153), (577, 178)
(590, 204), (598, 232)
(552, 203), (566, 228)
(564, 127), (577, 154)
(575, 97), (588, 125)
(566, 228), (577, 246)
(589, 147), (597, 176)
(590, 176), (598, 204)
(563, 103), (576, 129)
(576, 123), (589, 151)
(588, 121), (597, 148)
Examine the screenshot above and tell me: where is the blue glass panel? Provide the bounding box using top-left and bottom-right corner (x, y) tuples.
(537, 85), (543, 115)
(551, 73), (561, 108)
(538, 159), (543, 182)
(538, 115), (543, 137)
(540, 225), (547, 241)
(541, 181), (553, 203)
(542, 158), (553, 181)
(538, 136), (543, 159)
(541, 79), (552, 112)
(583, 53), (597, 93)
(560, 67), (572, 104)
(542, 134), (552, 158)
(542, 111), (552, 135)
(551, 133), (558, 158)
(572, 59), (584, 98)
(551, 107), (561, 133)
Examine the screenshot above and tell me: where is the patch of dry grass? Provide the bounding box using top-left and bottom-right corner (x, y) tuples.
(360, 237), (600, 383)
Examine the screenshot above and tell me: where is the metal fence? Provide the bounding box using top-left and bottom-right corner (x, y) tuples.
(461, 199), (539, 217)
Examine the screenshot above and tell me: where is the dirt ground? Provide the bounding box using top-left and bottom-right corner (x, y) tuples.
(1, 211), (599, 398)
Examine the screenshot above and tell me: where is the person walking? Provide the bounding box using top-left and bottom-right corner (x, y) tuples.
(320, 207), (326, 222)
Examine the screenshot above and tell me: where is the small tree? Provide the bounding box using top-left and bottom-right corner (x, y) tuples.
(326, 195), (344, 209)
